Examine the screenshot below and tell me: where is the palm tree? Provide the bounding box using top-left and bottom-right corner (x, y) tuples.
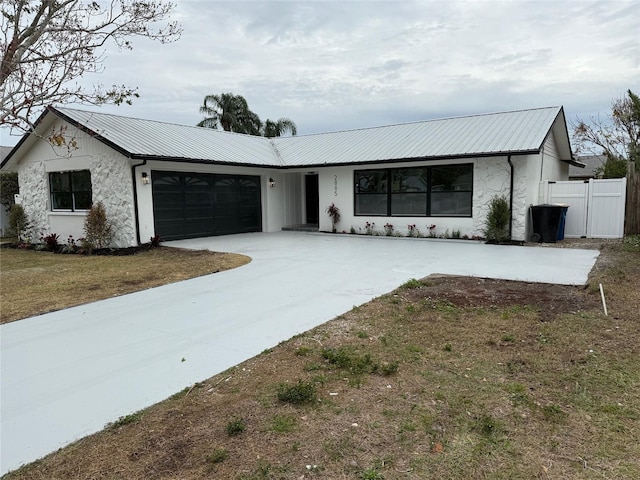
(262, 117), (297, 138)
(197, 93), (261, 135)
(197, 93), (297, 138)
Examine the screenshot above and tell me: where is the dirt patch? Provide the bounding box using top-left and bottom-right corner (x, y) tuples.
(404, 275), (599, 319)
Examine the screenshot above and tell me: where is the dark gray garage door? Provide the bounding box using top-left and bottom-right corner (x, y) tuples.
(152, 171), (262, 241)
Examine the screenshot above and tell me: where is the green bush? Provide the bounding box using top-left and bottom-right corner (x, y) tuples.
(8, 204), (30, 241)
(0, 172), (19, 212)
(401, 278), (422, 289)
(83, 201), (113, 250)
(225, 417), (246, 436)
(206, 448), (227, 466)
(276, 380), (317, 405)
(483, 195), (510, 242)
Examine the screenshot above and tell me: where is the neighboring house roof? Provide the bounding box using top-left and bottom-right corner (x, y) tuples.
(0, 146), (13, 169)
(1, 105), (576, 170)
(569, 155), (606, 178)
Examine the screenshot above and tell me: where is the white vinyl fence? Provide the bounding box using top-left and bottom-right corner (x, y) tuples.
(540, 178), (627, 239)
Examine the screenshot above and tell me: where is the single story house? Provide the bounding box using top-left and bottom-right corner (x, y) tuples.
(0, 105), (582, 246)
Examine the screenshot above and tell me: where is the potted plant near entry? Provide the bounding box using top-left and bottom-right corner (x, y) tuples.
(326, 203), (341, 233)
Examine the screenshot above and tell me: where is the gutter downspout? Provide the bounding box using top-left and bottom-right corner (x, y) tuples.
(131, 159), (147, 246)
(507, 155), (514, 240)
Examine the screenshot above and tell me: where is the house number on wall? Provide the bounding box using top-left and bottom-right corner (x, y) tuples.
(334, 175), (338, 196)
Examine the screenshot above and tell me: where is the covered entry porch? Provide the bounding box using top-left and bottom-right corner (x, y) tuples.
(277, 171), (320, 232)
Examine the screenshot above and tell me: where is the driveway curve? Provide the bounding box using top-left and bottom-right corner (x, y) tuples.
(0, 232), (599, 474)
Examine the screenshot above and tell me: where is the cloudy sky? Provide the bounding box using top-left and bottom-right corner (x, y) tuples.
(3, 0), (639, 146)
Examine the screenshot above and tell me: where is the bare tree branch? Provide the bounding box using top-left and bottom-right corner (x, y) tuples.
(1, 0), (182, 133)
(571, 91), (640, 169)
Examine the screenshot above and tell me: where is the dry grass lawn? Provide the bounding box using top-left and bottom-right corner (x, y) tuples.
(3, 238), (639, 480)
(0, 246), (250, 324)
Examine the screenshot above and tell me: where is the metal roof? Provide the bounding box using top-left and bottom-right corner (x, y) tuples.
(53, 107), (280, 167)
(1, 105), (569, 170)
(272, 107), (565, 166)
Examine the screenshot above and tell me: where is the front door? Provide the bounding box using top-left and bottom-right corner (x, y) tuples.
(305, 174), (319, 224)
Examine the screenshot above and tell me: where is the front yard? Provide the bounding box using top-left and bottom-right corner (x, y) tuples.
(0, 247), (250, 324)
(3, 238), (639, 479)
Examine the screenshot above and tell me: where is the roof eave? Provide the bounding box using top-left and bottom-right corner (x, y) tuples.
(49, 106), (135, 159)
(563, 159), (586, 168)
(0, 108), (53, 169)
(286, 149), (540, 169)
(129, 154), (285, 169)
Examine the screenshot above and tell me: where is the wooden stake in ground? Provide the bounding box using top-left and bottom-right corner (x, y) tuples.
(599, 283), (608, 316)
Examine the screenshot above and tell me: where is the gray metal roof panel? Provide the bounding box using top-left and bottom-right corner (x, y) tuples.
(271, 107), (561, 166)
(48, 106), (563, 168)
(54, 107), (280, 166)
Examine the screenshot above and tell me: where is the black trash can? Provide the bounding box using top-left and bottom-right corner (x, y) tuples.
(557, 204), (569, 240)
(530, 204), (564, 243)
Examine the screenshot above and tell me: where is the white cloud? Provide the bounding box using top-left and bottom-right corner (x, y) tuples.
(2, 0), (638, 146)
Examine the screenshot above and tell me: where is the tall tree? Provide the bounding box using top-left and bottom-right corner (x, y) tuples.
(262, 117), (297, 138)
(198, 92), (297, 137)
(197, 93), (261, 135)
(1, 0), (181, 133)
(572, 89), (640, 173)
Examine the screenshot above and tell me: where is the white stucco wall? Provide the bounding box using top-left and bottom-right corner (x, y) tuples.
(542, 131), (570, 181)
(15, 119), (138, 247)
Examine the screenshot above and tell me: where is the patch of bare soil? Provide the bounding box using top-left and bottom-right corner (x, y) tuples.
(406, 275), (599, 319)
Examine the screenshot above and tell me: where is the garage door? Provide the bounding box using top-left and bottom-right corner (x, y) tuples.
(152, 171), (262, 241)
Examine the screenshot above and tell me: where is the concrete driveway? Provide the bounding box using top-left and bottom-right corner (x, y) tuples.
(0, 232), (599, 474)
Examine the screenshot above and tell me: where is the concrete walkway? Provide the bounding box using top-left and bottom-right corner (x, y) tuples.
(0, 232), (599, 474)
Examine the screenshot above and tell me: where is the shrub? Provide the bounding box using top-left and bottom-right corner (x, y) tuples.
(401, 278), (422, 289)
(483, 195), (510, 242)
(0, 172), (19, 212)
(326, 203), (341, 233)
(83, 201), (113, 250)
(365, 221), (375, 235)
(41, 233), (60, 251)
(225, 417), (246, 436)
(206, 448), (227, 466)
(150, 234), (162, 247)
(276, 380), (317, 405)
(8, 204), (30, 241)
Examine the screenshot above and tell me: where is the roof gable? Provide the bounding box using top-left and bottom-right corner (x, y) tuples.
(1, 105), (572, 170)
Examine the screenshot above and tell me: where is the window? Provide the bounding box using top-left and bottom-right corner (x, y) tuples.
(354, 164), (472, 217)
(49, 170), (92, 211)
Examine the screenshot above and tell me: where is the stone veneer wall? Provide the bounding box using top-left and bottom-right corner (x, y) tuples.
(17, 160), (49, 241)
(89, 154), (137, 247)
(510, 157), (529, 241)
(472, 157), (510, 237)
(17, 153), (137, 248)
(472, 156), (530, 242)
